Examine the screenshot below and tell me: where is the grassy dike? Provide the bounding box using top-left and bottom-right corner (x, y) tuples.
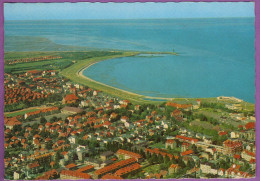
(60, 51), (157, 104)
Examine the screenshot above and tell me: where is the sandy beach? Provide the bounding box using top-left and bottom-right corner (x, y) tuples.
(77, 58), (177, 101)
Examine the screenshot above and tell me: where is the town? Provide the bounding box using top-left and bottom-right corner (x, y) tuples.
(4, 52), (256, 180)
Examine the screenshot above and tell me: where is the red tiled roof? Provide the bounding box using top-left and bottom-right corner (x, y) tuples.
(27, 70), (42, 74)
(176, 135), (198, 143)
(245, 122), (255, 130)
(45, 169), (58, 176)
(169, 164), (179, 169)
(219, 131), (228, 136)
(101, 173), (123, 180)
(94, 158), (137, 176)
(166, 102), (192, 109)
(76, 165), (94, 173)
(28, 162), (40, 169)
(243, 150), (255, 157)
(171, 109), (182, 116)
(234, 155), (241, 159)
(64, 94), (79, 102)
(5, 117), (22, 126)
(250, 159), (256, 164)
(224, 140), (242, 148)
(166, 139), (175, 144)
(116, 149), (142, 159)
(181, 150), (193, 156)
(65, 163), (77, 169)
(60, 170), (91, 179)
(114, 163), (141, 176)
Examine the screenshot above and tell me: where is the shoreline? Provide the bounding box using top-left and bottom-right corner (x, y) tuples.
(75, 54), (225, 103)
(76, 52), (184, 102)
(61, 51), (253, 105)
(78, 61), (175, 101)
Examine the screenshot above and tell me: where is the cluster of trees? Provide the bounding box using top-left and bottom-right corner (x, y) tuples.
(193, 113), (219, 125)
(200, 102), (237, 113)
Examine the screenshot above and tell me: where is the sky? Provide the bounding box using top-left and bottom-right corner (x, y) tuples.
(4, 2), (255, 20)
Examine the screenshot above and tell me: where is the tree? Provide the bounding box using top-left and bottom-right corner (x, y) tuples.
(158, 154), (164, 163)
(192, 145), (198, 154)
(149, 154), (158, 164)
(187, 160), (195, 169)
(40, 117), (47, 124)
(64, 119), (69, 124)
(164, 155), (170, 164)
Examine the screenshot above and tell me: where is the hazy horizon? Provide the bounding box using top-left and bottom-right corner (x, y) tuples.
(4, 2), (254, 21)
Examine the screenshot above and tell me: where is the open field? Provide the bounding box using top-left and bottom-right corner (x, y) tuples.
(150, 142), (165, 149)
(4, 108), (39, 118)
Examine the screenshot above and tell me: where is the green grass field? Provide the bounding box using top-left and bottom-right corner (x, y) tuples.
(5, 108), (39, 118)
(150, 142), (165, 149)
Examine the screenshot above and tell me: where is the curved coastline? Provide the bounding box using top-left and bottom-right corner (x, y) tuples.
(78, 59), (175, 101)
(60, 51), (253, 106)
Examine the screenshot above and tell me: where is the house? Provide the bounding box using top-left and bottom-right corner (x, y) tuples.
(119, 100), (130, 106)
(135, 105), (140, 111)
(223, 140), (243, 155)
(60, 170), (92, 179)
(124, 122), (130, 128)
(84, 159), (104, 169)
(200, 163), (218, 175)
(166, 102), (193, 111)
(36, 169), (58, 180)
(230, 132), (240, 139)
(241, 150), (255, 161)
(121, 116), (129, 123)
(68, 136), (76, 144)
(165, 139), (176, 149)
(114, 163), (141, 178)
(116, 149), (142, 161)
(101, 173), (123, 179)
(26, 162), (40, 176)
(5, 117), (22, 130)
(181, 142), (191, 152)
(181, 150), (193, 156)
(100, 151), (114, 161)
(201, 152), (210, 160)
(171, 109), (183, 121)
(65, 163), (78, 170)
(225, 103), (242, 111)
(249, 159), (256, 170)
(13, 171), (20, 180)
(93, 158), (137, 179)
(80, 100), (90, 107)
(245, 122), (255, 130)
(26, 70), (42, 76)
(76, 165), (95, 173)
(62, 94), (79, 104)
(168, 164), (179, 175)
(218, 168), (226, 177)
(218, 131), (228, 136)
(176, 135), (198, 144)
(187, 167), (200, 175)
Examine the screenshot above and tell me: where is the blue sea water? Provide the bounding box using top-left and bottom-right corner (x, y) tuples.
(5, 18), (255, 102)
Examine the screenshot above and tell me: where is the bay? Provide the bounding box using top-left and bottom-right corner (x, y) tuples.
(5, 18), (255, 102)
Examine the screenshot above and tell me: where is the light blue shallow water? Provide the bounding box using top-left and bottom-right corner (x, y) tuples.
(5, 18), (255, 102)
